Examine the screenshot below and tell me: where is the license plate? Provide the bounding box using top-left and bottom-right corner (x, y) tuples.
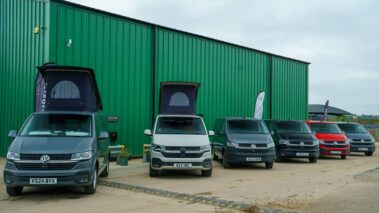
(358, 148), (369, 151)
(246, 157), (262, 162)
(330, 151), (342, 154)
(30, 178), (57, 185)
(173, 163), (192, 168)
(296, 152), (309, 157)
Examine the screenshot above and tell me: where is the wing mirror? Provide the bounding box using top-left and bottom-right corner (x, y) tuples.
(208, 130), (215, 136)
(144, 129), (152, 136)
(8, 130), (17, 139)
(270, 130), (275, 135)
(98, 131), (109, 140)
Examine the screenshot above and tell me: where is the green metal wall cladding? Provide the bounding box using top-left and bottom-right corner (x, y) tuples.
(0, 0), (309, 156)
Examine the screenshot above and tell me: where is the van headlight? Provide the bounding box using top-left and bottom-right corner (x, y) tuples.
(7, 152), (20, 161)
(371, 138), (376, 142)
(267, 143), (275, 148)
(152, 144), (165, 152)
(279, 140), (290, 145)
(71, 151), (92, 161)
(200, 144), (211, 152)
(226, 141), (238, 148)
(313, 140), (319, 145)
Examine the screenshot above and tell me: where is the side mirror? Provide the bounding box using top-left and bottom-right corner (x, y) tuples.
(208, 130), (215, 136)
(270, 130), (275, 135)
(217, 130), (225, 135)
(8, 130), (17, 139)
(98, 131), (109, 140)
(144, 129), (152, 136)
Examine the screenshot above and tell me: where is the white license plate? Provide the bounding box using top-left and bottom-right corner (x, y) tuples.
(330, 151), (342, 154)
(296, 152), (309, 157)
(358, 148), (369, 151)
(173, 163), (192, 168)
(30, 178), (57, 185)
(246, 157), (262, 162)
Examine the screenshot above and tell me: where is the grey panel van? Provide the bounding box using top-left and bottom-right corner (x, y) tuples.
(3, 64), (110, 196)
(337, 122), (376, 156)
(211, 118), (276, 169)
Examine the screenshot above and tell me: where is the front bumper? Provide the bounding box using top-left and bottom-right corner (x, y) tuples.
(278, 147), (320, 159)
(224, 147), (276, 163)
(3, 160), (94, 187)
(150, 150), (212, 170)
(319, 147), (350, 156)
(350, 143), (376, 153)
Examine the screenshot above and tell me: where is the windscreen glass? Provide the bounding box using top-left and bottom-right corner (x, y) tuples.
(338, 124), (367, 133)
(155, 117), (206, 135)
(276, 121), (312, 134)
(20, 114), (92, 137)
(310, 123), (342, 134)
(227, 120), (268, 134)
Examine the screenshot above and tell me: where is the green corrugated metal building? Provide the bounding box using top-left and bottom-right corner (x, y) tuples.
(0, 0), (310, 157)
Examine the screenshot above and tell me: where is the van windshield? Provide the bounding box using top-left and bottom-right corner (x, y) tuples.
(276, 121), (312, 134)
(155, 117), (206, 135)
(227, 120), (268, 134)
(338, 124), (367, 133)
(310, 123), (341, 134)
(20, 114), (92, 137)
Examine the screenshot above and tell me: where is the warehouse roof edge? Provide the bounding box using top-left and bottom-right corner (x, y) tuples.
(52, 0), (311, 65)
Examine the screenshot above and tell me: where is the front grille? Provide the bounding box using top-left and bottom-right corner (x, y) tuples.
(165, 146), (200, 151)
(280, 145), (317, 151)
(351, 139), (372, 142)
(14, 162), (77, 170)
(161, 152), (204, 158)
(239, 143), (267, 148)
(20, 154), (72, 161)
(237, 148), (270, 153)
(289, 141), (313, 145)
(321, 141), (348, 148)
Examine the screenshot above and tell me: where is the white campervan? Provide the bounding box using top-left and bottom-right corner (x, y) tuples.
(144, 82), (214, 177)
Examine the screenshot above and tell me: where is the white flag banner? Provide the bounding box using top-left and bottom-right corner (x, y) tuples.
(254, 91), (265, 119)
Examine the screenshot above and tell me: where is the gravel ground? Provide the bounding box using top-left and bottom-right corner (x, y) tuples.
(1, 145), (378, 213)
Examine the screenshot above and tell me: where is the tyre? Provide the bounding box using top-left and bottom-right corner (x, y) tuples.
(309, 157), (318, 163)
(341, 155), (347, 159)
(365, 151), (373, 156)
(99, 155), (110, 177)
(6, 186), (23, 196)
(202, 168), (212, 177)
(265, 162), (273, 169)
(222, 154), (230, 168)
(84, 168), (97, 194)
(149, 164), (159, 177)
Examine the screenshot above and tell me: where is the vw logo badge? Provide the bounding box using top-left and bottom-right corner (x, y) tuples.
(300, 142), (304, 146)
(361, 139), (365, 142)
(334, 141), (338, 145)
(251, 144), (256, 149)
(40, 155), (50, 164)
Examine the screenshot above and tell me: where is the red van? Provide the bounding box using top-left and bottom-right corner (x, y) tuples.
(307, 120), (350, 159)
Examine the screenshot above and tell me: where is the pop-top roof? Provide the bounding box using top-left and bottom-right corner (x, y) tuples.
(159, 82), (200, 115)
(35, 64), (102, 112)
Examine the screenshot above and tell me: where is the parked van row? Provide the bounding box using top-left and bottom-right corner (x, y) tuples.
(3, 65), (377, 196)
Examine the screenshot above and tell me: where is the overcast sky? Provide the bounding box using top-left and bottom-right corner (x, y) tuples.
(69, 0), (379, 115)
